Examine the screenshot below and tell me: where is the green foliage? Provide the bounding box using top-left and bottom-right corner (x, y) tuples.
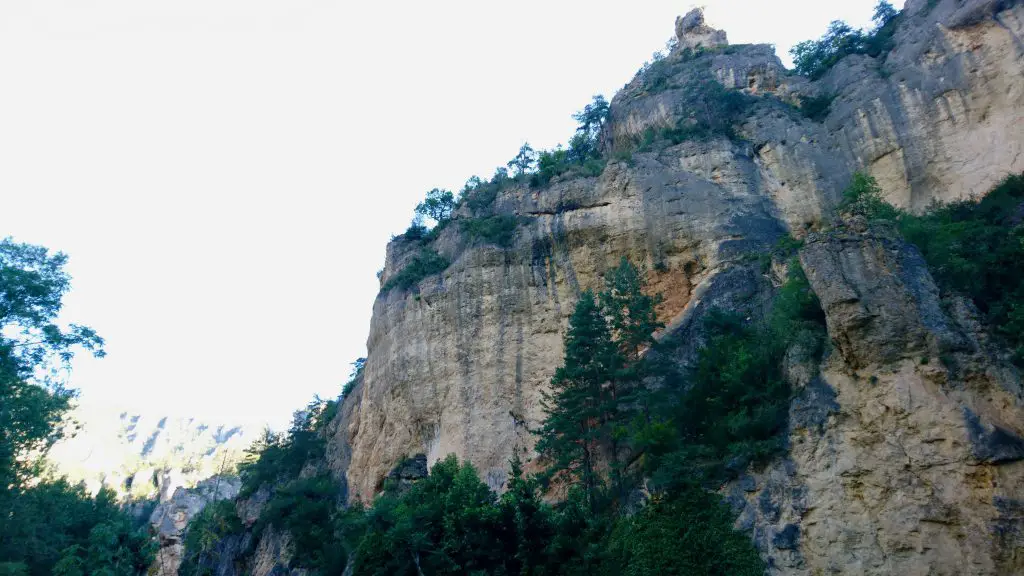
(350, 456), (511, 575)
(342, 358), (364, 398)
(530, 148), (606, 188)
(790, 1), (901, 79)
(600, 258), (664, 363)
(640, 260), (825, 488)
(839, 172), (901, 220)
(536, 290), (618, 510)
(1, 482), (154, 576)
(568, 95), (609, 164)
(401, 220), (428, 241)
(672, 312), (792, 482)
(838, 172), (1024, 365)
(798, 93), (835, 122)
(238, 398), (337, 497)
(528, 96), (610, 188)
(0, 239), (151, 576)
(180, 499), (243, 574)
(0, 564), (28, 576)
(255, 476), (347, 575)
(460, 176), (503, 215)
(52, 513), (155, 576)
(379, 249), (450, 294)
(343, 451), (762, 576)
(415, 188), (456, 225)
(896, 173), (1024, 365)
(602, 488), (765, 576)
(537, 260), (666, 509)
(184, 396), (346, 576)
(507, 143), (537, 178)
(460, 216), (520, 248)
(635, 70), (751, 150)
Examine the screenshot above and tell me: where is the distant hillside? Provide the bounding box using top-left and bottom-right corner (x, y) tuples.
(47, 399), (260, 501)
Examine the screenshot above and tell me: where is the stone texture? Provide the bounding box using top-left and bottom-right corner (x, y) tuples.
(818, 0), (1024, 211)
(148, 475), (241, 576)
(675, 8), (728, 51)
(726, 221), (1024, 575)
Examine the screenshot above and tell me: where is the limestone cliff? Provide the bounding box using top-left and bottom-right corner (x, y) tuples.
(339, 0), (1023, 498)
(726, 219), (1024, 574)
(211, 1), (1024, 574)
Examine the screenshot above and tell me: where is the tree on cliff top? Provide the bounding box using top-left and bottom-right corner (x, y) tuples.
(414, 188), (456, 225)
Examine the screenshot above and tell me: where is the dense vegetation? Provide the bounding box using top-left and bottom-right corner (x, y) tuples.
(844, 172), (1024, 366)
(460, 215), (521, 248)
(182, 397), (346, 576)
(790, 1), (901, 79)
(0, 239), (155, 576)
(379, 249), (450, 293)
(632, 67), (752, 152)
(209, 256), (828, 575)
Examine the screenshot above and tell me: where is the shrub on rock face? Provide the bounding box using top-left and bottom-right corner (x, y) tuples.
(895, 174), (1024, 366)
(461, 216), (520, 248)
(798, 93), (835, 122)
(379, 249), (450, 294)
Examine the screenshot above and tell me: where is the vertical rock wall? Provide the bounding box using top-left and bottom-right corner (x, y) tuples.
(313, 2), (1024, 573)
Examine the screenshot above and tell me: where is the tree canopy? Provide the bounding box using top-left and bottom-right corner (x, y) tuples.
(0, 238), (154, 576)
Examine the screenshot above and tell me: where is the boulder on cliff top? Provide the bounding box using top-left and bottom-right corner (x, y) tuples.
(675, 8), (728, 51)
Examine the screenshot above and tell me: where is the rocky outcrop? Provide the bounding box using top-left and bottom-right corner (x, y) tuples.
(675, 8), (728, 52)
(812, 0), (1024, 211)
(149, 476), (242, 576)
(725, 221), (1024, 575)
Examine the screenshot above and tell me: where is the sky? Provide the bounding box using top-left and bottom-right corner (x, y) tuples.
(0, 0), (899, 429)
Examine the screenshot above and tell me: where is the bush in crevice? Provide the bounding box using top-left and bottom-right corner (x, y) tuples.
(179, 500), (243, 576)
(379, 249), (450, 294)
(798, 93), (835, 122)
(460, 216), (521, 248)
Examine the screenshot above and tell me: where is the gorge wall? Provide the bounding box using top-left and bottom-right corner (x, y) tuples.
(217, 1), (1024, 574)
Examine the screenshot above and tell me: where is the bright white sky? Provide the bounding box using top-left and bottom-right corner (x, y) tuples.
(0, 0), (899, 429)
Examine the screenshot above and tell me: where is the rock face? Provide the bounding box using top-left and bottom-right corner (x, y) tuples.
(338, 0), (1024, 503)
(225, 2), (1024, 574)
(817, 0), (1024, 211)
(149, 476), (242, 576)
(724, 221), (1024, 575)
(339, 144), (786, 500)
(675, 8), (728, 51)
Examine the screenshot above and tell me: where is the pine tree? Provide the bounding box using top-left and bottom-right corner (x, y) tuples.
(601, 258), (664, 364)
(536, 290), (616, 511)
(598, 258), (664, 502)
